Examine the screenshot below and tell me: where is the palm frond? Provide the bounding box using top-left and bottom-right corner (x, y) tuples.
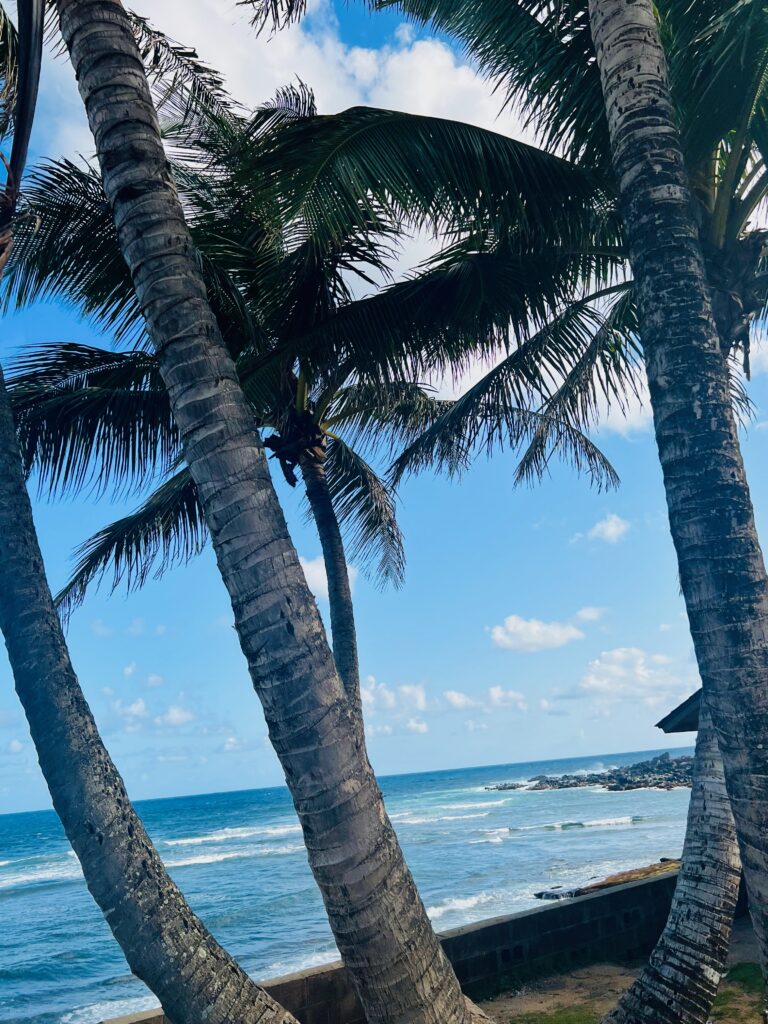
(390, 288), (637, 490)
(324, 380), (455, 459)
(7, 343), (178, 497)
(280, 239), (627, 384)
(323, 436), (405, 587)
(377, 0), (609, 172)
(243, 104), (613, 246)
(128, 11), (239, 128)
(55, 467), (205, 624)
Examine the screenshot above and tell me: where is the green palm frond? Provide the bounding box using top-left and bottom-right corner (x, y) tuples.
(378, 0), (609, 171)
(324, 381), (454, 459)
(5, 159), (143, 342)
(323, 437), (405, 587)
(128, 11), (239, 128)
(55, 467), (205, 624)
(8, 343), (178, 496)
(390, 287), (637, 490)
(281, 239), (627, 383)
(243, 104), (613, 246)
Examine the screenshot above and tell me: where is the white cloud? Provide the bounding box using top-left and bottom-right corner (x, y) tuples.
(489, 686), (528, 711)
(146, 674), (164, 688)
(155, 625), (168, 637)
(490, 615), (584, 652)
(90, 619), (114, 637)
(659, 623), (672, 632)
(126, 618), (145, 637)
(398, 683), (427, 711)
(588, 514), (630, 544)
(223, 736), (240, 752)
(580, 647), (696, 710)
(300, 555), (359, 602)
(361, 675), (397, 711)
(443, 689), (482, 710)
(465, 719), (488, 732)
(406, 717), (429, 734)
(539, 698), (568, 717)
(113, 697), (148, 732)
(155, 705), (194, 728)
(123, 662), (137, 678)
(8, 738), (23, 754)
(576, 606), (605, 622)
(369, 723), (393, 737)
(114, 698), (148, 719)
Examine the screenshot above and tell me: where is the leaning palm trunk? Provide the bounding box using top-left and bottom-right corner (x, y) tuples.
(299, 447), (361, 710)
(0, 368), (297, 1024)
(602, 703), (741, 1024)
(589, 0), (768, 982)
(54, 3), (473, 1023)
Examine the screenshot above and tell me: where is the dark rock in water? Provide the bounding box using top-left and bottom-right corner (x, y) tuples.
(485, 752), (693, 794)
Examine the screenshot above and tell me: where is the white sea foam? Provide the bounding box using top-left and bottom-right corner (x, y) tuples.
(61, 995), (159, 1024)
(392, 812), (490, 825)
(166, 843), (304, 868)
(0, 859), (10, 867)
(427, 893), (495, 921)
(440, 799), (509, 810)
(164, 823), (301, 847)
(0, 859), (82, 891)
(264, 947), (340, 978)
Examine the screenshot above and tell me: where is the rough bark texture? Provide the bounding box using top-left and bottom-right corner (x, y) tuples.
(299, 448), (361, 710)
(0, 370), (297, 1024)
(602, 704), (741, 1023)
(588, 0), (768, 979)
(54, 4), (472, 1024)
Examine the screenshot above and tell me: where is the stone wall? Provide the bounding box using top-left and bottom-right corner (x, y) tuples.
(105, 872), (681, 1024)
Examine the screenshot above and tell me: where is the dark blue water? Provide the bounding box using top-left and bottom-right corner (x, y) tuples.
(0, 749), (692, 1024)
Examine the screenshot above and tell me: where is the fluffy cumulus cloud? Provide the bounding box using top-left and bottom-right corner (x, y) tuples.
(588, 514), (631, 544)
(488, 686), (528, 711)
(489, 614), (585, 652)
(406, 717), (429, 734)
(8, 738), (23, 754)
(155, 705), (195, 728)
(443, 689), (482, 710)
(579, 647), (697, 712)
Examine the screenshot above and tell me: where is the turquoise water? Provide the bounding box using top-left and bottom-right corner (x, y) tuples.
(0, 748), (692, 1024)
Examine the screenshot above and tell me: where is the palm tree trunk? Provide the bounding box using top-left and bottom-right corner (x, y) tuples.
(299, 447), (361, 711)
(0, 368), (297, 1024)
(602, 703), (741, 1024)
(54, 4), (472, 1023)
(588, 0), (768, 984)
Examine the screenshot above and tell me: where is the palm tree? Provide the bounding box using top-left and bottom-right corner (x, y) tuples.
(602, 702), (741, 1024)
(238, 0), (768, 1017)
(0, 5), (301, 1023)
(46, 2), (530, 1020)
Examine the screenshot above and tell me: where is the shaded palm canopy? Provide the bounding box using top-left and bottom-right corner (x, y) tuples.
(3, 11), (634, 642)
(236, 0), (765, 478)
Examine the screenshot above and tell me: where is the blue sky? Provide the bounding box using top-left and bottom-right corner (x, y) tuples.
(2, 1), (767, 814)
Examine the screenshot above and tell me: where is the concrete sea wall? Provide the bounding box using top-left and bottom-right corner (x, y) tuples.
(105, 872), (681, 1024)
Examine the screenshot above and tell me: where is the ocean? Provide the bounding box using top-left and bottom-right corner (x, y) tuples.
(0, 747), (692, 1024)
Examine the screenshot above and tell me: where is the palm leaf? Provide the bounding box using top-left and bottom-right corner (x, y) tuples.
(323, 437), (405, 587)
(55, 466), (205, 624)
(7, 343), (178, 496)
(242, 104), (613, 247)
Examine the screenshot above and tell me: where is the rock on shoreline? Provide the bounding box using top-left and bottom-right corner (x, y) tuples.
(486, 752), (693, 793)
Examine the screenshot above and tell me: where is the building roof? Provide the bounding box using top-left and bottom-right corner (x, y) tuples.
(655, 689), (701, 734)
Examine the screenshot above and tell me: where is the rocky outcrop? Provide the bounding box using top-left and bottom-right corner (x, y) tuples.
(486, 753), (693, 794)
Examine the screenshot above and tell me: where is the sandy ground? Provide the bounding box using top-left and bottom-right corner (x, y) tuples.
(478, 916), (763, 1023)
